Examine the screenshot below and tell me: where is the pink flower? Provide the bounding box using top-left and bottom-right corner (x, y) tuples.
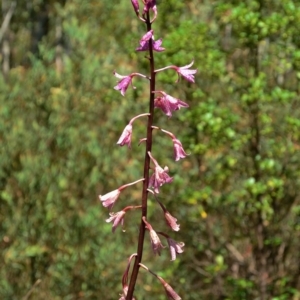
(172, 138), (188, 161)
(160, 129), (188, 161)
(174, 60), (197, 83)
(143, 0), (157, 22)
(139, 30), (154, 46)
(143, 0), (156, 12)
(113, 72), (135, 96)
(117, 124), (133, 148)
(99, 189), (120, 210)
(106, 210), (126, 233)
(113, 72), (148, 96)
(139, 263), (182, 300)
(160, 279), (182, 300)
(155, 60), (197, 83)
(164, 211), (180, 231)
(148, 151), (173, 193)
(155, 196), (180, 231)
(149, 229), (164, 255)
(136, 38), (165, 52)
(99, 178), (144, 210)
(117, 113), (149, 148)
(130, 0), (139, 16)
(153, 91), (189, 117)
(167, 238), (185, 261)
(152, 38), (165, 51)
(119, 253), (137, 300)
(143, 217), (164, 255)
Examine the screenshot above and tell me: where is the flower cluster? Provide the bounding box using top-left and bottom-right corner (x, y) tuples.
(99, 1), (196, 299)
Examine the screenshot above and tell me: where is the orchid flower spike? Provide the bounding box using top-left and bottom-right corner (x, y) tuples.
(153, 91), (189, 118)
(155, 60), (197, 83)
(148, 151), (173, 193)
(99, 178), (144, 210)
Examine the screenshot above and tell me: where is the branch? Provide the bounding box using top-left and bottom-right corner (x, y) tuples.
(0, 1), (16, 43)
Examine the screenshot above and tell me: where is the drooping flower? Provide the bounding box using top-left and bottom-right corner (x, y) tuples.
(149, 229), (164, 255)
(160, 129), (188, 161)
(106, 206), (141, 233)
(113, 72), (134, 96)
(154, 196), (180, 231)
(130, 0), (139, 16)
(148, 151), (173, 193)
(153, 91), (189, 117)
(139, 263), (182, 300)
(106, 210), (126, 233)
(155, 60), (197, 83)
(165, 211), (180, 231)
(174, 60), (197, 83)
(172, 138), (188, 161)
(143, 217), (164, 255)
(113, 72), (148, 96)
(99, 189), (121, 210)
(119, 253), (137, 300)
(117, 124), (133, 148)
(99, 178), (144, 210)
(160, 278), (182, 300)
(167, 238), (185, 261)
(117, 113), (149, 148)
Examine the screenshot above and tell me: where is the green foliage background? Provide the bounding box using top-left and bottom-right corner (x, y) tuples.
(1, 0), (300, 299)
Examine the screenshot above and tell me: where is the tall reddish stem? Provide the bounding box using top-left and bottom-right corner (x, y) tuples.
(126, 12), (155, 299)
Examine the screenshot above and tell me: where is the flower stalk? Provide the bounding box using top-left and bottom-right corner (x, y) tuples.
(99, 1), (196, 299)
(126, 11), (155, 299)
